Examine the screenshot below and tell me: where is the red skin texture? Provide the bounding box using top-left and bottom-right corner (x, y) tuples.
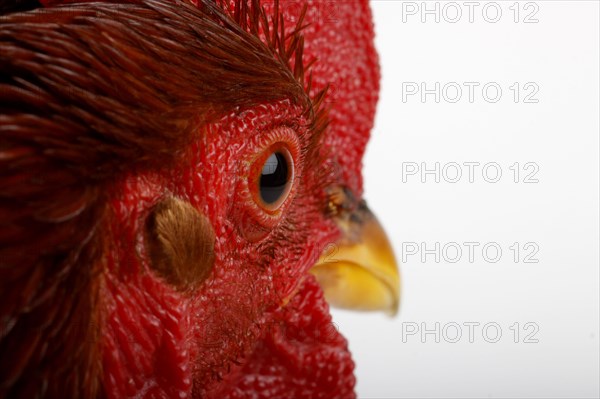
(34, 0), (379, 397)
(204, 276), (355, 399)
(102, 102), (347, 398)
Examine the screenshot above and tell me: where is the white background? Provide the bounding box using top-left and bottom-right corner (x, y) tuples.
(331, 1), (600, 397)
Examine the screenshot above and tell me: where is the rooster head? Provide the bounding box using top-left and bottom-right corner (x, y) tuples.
(0, 0), (399, 397)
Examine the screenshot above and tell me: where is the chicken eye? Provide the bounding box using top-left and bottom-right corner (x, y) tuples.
(253, 146), (294, 211)
(236, 132), (299, 242)
(260, 152), (289, 204)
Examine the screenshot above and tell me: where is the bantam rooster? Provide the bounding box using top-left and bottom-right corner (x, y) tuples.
(0, 0), (399, 397)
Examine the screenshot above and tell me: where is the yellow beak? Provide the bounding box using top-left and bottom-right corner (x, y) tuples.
(310, 202), (400, 316)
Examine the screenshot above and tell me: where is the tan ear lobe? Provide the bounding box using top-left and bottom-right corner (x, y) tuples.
(145, 197), (215, 290)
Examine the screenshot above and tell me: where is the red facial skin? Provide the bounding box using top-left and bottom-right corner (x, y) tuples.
(8, 0), (380, 397)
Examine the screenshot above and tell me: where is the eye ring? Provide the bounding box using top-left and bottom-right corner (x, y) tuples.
(231, 126), (301, 242)
(250, 143), (294, 213)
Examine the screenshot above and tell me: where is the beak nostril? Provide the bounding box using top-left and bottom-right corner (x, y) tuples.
(145, 197), (215, 291)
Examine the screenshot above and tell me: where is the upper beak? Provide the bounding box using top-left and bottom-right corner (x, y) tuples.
(310, 194), (400, 316)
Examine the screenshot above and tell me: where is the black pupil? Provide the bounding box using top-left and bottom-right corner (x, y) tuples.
(260, 152), (289, 204)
